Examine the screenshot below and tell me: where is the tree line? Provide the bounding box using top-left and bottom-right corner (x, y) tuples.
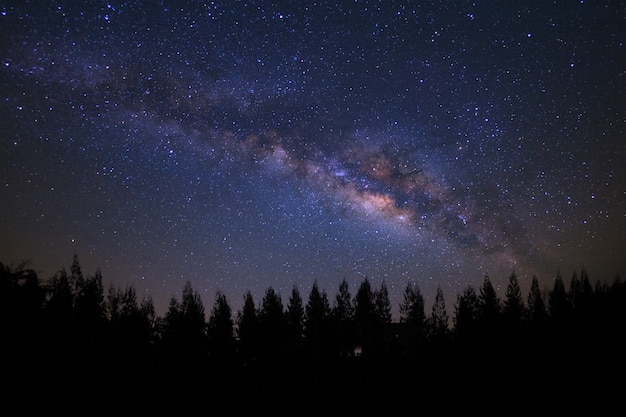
(1, 254), (624, 416)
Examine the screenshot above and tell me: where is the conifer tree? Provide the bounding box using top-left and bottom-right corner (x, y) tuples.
(259, 287), (286, 358)
(236, 291), (259, 364)
(332, 279), (355, 356)
(399, 282), (426, 352)
(76, 269), (106, 327)
(453, 285), (479, 347)
(571, 268), (594, 325)
(503, 271), (525, 338)
(374, 280), (392, 324)
(399, 282), (425, 326)
(304, 281), (331, 355)
(354, 277), (375, 323)
(107, 284), (155, 370)
(44, 268), (74, 342)
(161, 296), (183, 356)
(70, 254), (84, 297)
(181, 281), (205, 324)
(548, 271), (571, 332)
(286, 285), (305, 351)
(478, 275), (501, 341)
(428, 286), (450, 345)
(207, 291), (234, 362)
(568, 271), (580, 314)
(527, 275), (547, 335)
(333, 278), (354, 323)
(161, 281), (207, 368)
(139, 295), (156, 339)
(353, 277), (376, 355)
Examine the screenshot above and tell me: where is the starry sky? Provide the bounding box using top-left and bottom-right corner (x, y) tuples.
(1, 1), (624, 319)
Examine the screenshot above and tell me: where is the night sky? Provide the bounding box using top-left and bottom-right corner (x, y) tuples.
(1, 1), (624, 319)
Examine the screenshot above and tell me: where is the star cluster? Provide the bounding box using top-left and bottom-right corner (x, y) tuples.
(1, 1), (624, 318)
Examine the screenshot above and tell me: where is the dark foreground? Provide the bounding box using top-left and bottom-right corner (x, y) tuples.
(4, 342), (623, 417)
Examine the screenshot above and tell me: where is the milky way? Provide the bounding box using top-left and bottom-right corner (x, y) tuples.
(1, 1), (624, 318)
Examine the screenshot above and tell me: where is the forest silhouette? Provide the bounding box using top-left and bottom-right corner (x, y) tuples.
(1, 254), (624, 416)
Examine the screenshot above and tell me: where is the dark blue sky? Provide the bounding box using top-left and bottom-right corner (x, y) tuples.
(1, 1), (624, 318)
